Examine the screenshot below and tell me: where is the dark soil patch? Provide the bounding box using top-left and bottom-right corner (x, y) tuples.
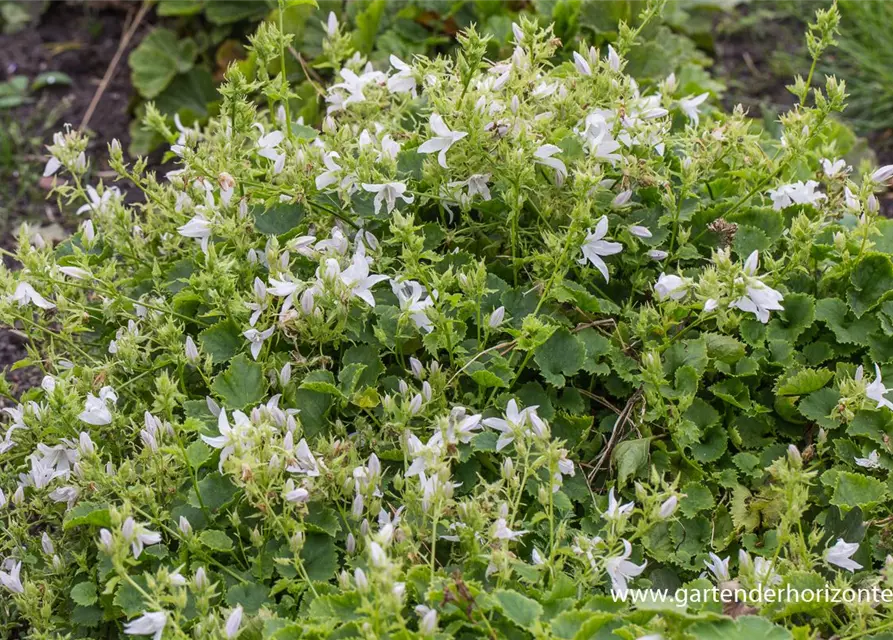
(712, 6), (803, 119)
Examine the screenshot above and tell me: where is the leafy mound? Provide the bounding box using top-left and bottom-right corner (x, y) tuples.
(3, 5), (893, 639)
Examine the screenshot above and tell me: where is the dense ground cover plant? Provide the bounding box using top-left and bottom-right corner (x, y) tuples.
(5, 2), (893, 638)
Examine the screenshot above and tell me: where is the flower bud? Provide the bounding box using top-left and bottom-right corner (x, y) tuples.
(488, 306), (505, 328)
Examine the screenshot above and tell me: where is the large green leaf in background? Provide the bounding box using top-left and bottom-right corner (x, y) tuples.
(129, 28), (198, 99)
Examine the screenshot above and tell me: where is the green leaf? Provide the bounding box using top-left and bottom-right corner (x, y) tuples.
(849, 253), (893, 317)
(154, 68), (218, 117)
(191, 472), (238, 513)
(352, 0), (386, 54)
(226, 582), (270, 613)
(128, 28), (197, 99)
(767, 292), (815, 342)
(200, 529), (234, 552)
(70, 582), (98, 606)
(211, 354), (267, 409)
(709, 379), (751, 410)
(847, 410), (893, 445)
(252, 203), (306, 235)
(185, 440), (212, 470)
(63, 502), (111, 530)
(300, 533), (339, 581)
(732, 225), (770, 257)
(831, 471), (888, 508)
(31, 71), (72, 90)
(341, 345), (383, 389)
(776, 368), (833, 397)
(689, 615), (793, 640)
(816, 298), (877, 345)
(798, 387), (841, 429)
(493, 589), (543, 628)
(114, 576), (149, 617)
(199, 319), (243, 364)
(703, 332), (746, 364)
(157, 0), (205, 17)
(534, 328), (586, 387)
(612, 438), (650, 485)
(300, 370), (343, 397)
(679, 483), (714, 517)
(205, 0), (268, 25)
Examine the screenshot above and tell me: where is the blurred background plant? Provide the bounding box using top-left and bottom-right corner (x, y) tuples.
(713, 0), (893, 157)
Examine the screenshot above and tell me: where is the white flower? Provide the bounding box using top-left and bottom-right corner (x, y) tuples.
(243, 326), (274, 360)
(648, 249), (668, 261)
(387, 55), (416, 94)
(871, 165), (893, 185)
(532, 548), (544, 565)
(416, 605), (438, 635)
(728, 251), (784, 324)
(704, 552), (730, 582)
(488, 306), (505, 328)
(184, 336), (199, 364)
(492, 517), (527, 541)
(418, 114), (467, 168)
(605, 539), (646, 595)
(466, 174), (492, 200)
(78, 386), (117, 426)
(59, 266), (91, 280)
(284, 479), (310, 504)
(254, 124), (286, 174)
(322, 11), (338, 37)
(361, 182), (414, 214)
(654, 273), (688, 301)
(572, 51), (591, 76)
(844, 187), (861, 212)
(825, 538), (863, 572)
(336, 251), (389, 308)
(177, 215), (212, 253)
(606, 45), (621, 71)
(658, 496), (678, 519)
(43, 155), (62, 178)
(855, 449), (880, 469)
(579, 216), (623, 282)
(604, 488), (634, 521)
(0, 560), (23, 594)
(315, 151), (347, 191)
(76, 185), (121, 216)
(286, 438), (320, 476)
(579, 112), (622, 163)
(533, 144), (567, 183)
(483, 399), (532, 451)
(821, 158), (848, 178)
(768, 180), (827, 210)
(865, 364), (893, 410)
(225, 605), (243, 639)
(8, 282), (55, 310)
(391, 279), (435, 333)
(629, 225), (652, 238)
(201, 409), (246, 471)
(122, 517), (161, 559)
(678, 93), (709, 125)
(124, 611), (167, 640)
